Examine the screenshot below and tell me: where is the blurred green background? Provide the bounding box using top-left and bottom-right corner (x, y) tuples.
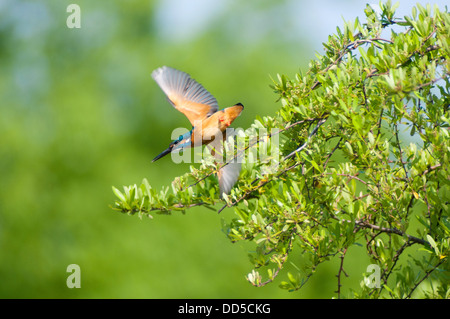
(0, 0), (442, 299)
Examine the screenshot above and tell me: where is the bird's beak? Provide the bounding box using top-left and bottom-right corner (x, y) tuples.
(152, 146), (172, 162)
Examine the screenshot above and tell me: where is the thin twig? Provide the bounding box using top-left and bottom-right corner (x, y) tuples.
(394, 123), (409, 180)
(284, 118), (327, 160)
(382, 241), (414, 290)
(406, 260), (445, 299)
(336, 247), (349, 299)
(323, 137), (343, 168)
(354, 220), (428, 246)
(248, 235), (294, 287)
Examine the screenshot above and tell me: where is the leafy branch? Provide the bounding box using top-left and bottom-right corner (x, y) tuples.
(112, 1), (450, 298)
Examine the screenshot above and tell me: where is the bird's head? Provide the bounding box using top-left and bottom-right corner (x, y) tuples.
(221, 103), (244, 127)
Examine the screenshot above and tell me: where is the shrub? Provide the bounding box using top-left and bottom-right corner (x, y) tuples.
(112, 1), (449, 298)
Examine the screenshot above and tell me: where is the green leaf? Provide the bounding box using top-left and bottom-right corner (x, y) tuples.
(345, 141), (353, 154)
(112, 186), (126, 202)
(426, 235), (440, 256)
(310, 159), (322, 172)
(368, 131), (375, 145)
(287, 272), (299, 286)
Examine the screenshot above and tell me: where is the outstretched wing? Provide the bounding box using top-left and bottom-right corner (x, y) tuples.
(207, 130), (242, 197)
(152, 66), (219, 125)
(217, 161), (241, 197)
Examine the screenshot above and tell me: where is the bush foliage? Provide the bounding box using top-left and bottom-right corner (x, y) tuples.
(112, 2), (449, 298)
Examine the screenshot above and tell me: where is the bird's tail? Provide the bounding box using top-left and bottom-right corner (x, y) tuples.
(152, 146), (172, 162)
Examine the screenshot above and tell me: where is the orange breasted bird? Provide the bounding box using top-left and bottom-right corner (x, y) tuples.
(151, 66), (244, 195)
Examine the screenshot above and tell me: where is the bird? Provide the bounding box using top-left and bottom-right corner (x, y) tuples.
(151, 66), (244, 196)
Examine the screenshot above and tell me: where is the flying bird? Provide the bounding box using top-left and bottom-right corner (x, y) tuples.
(151, 66), (244, 196)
